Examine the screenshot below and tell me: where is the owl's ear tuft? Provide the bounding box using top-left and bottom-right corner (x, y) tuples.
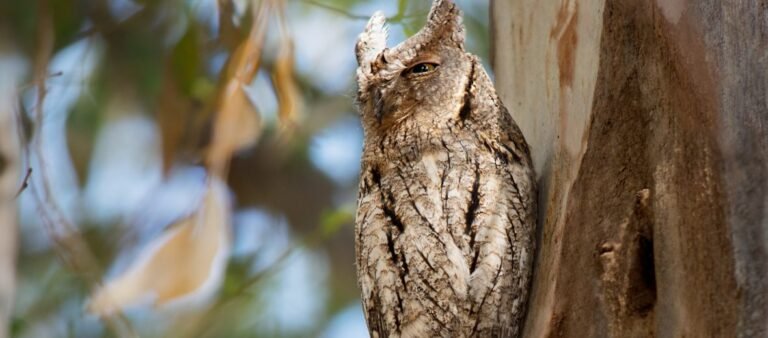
(424, 0), (465, 47)
(385, 1), (465, 61)
(356, 11), (388, 66)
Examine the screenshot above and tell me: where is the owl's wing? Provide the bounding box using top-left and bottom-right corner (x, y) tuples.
(355, 167), (397, 338)
(498, 104), (533, 168)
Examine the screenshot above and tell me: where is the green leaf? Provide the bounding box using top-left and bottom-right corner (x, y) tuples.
(51, 0), (82, 49)
(10, 317), (26, 335)
(170, 22), (201, 96)
(320, 208), (354, 237)
(397, 0), (407, 18)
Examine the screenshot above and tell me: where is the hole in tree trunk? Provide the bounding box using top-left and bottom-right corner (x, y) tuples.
(627, 234), (656, 315)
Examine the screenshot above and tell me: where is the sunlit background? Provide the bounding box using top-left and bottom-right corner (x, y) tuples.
(0, 0), (489, 337)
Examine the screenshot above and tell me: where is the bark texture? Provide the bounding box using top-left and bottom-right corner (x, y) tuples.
(492, 0), (767, 337)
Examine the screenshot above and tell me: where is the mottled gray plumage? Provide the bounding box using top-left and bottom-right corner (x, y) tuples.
(353, 1), (537, 337)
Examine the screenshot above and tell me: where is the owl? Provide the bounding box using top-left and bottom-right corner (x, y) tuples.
(354, 1), (537, 337)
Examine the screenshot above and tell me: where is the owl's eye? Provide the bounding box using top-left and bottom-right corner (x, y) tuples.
(406, 63), (439, 76)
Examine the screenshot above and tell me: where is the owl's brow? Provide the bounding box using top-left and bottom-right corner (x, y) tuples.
(405, 53), (442, 68)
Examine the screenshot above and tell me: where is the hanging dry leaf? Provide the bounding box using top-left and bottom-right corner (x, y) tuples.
(156, 23), (206, 172)
(208, 79), (261, 169)
(207, 1), (270, 175)
(87, 178), (231, 316)
(272, 42), (301, 128)
(156, 70), (200, 173)
(216, 0), (243, 50)
(272, 2), (301, 128)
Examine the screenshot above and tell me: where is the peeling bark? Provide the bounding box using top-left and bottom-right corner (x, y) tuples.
(492, 0), (768, 337)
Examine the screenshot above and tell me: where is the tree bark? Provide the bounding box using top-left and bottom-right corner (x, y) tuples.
(492, 0), (768, 337)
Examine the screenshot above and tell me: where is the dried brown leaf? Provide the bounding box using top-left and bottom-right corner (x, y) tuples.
(217, 0), (243, 49)
(272, 38), (301, 129)
(88, 178), (231, 316)
(156, 70), (199, 172)
(207, 0), (270, 175)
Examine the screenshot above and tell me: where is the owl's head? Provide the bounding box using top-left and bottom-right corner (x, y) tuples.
(355, 0), (472, 134)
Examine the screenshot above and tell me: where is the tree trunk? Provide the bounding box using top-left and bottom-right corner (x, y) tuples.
(491, 0), (768, 337)
(0, 55), (20, 338)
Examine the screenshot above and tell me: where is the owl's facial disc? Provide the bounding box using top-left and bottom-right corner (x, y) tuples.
(356, 0), (463, 82)
(355, 0), (467, 132)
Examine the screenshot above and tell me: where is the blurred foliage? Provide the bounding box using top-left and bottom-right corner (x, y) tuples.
(0, 0), (489, 337)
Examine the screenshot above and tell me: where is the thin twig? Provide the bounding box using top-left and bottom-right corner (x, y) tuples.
(14, 167), (32, 198)
(20, 1), (139, 336)
(179, 200), (340, 337)
(182, 247), (296, 337)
